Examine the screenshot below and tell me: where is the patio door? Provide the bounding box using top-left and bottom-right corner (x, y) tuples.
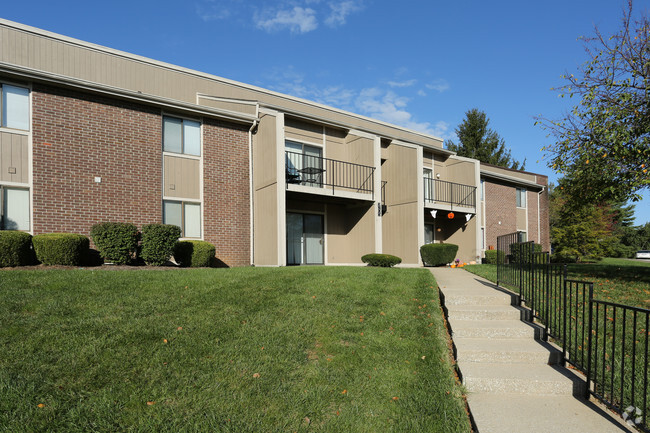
(287, 212), (324, 265)
(285, 141), (323, 187)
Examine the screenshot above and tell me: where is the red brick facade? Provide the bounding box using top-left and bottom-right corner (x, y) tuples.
(483, 176), (550, 253)
(31, 84), (251, 266)
(203, 118), (250, 267)
(484, 181), (517, 250)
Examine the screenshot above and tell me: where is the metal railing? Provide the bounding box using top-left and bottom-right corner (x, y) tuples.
(423, 178), (476, 208)
(496, 232), (650, 431)
(285, 151), (375, 197)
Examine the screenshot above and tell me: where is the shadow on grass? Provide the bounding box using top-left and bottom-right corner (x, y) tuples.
(567, 263), (650, 284)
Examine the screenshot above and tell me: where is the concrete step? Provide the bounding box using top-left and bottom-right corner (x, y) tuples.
(467, 393), (632, 433)
(460, 362), (586, 396)
(449, 319), (543, 339)
(453, 337), (562, 365)
(446, 304), (524, 321)
(441, 291), (515, 306)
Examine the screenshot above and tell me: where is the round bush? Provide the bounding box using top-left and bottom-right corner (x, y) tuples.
(140, 224), (181, 266)
(32, 233), (90, 266)
(0, 231), (33, 267)
(90, 222), (139, 265)
(361, 253), (402, 267)
(174, 240), (216, 267)
(420, 243), (459, 266)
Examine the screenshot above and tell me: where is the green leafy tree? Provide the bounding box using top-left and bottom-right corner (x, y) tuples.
(445, 108), (525, 170)
(537, 0), (650, 203)
(549, 183), (612, 261)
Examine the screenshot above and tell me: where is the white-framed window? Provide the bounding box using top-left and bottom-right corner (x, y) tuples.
(423, 168), (434, 202)
(1, 84), (30, 131)
(516, 187), (527, 208)
(0, 186), (30, 231)
(163, 116), (201, 156)
(163, 200), (201, 238)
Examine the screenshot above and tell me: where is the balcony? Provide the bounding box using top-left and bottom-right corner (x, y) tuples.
(285, 151), (375, 201)
(424, 178), (476, 212)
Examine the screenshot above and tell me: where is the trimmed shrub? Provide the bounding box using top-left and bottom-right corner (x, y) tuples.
(510, 243), (543, 264)
(0, 231), (33, 267)
(420, 243), (459, 267)
(140, 224), (181, 266)
(32, 233), (90, 266)
(484, 250), (505, 264)
(173, 240), (216, 267)
(361, 253), (402, 267)
(90, 222), (139, 265)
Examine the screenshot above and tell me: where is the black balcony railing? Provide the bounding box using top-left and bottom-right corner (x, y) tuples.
(423, 178), (476, 208)
(285, 151), (375, 197)
(496, 232), (650, 431)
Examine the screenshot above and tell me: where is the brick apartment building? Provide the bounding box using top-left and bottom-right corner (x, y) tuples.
(0, 19), (549, 266)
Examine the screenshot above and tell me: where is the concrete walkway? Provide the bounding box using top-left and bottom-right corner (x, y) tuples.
(430, 267), (631, 433)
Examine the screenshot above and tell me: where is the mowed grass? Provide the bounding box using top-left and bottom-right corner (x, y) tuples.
(464, 258), (650, 308)
(0, 267), (470, 433)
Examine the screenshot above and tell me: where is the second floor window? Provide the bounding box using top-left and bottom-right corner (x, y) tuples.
(163, 116), (201, 156)
(516, 188), (527, 208)
(1, 84), (30, 131)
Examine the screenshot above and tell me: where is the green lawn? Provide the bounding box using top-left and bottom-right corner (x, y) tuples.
(464, 258), (650, 309)
(0, 267), (470, 433)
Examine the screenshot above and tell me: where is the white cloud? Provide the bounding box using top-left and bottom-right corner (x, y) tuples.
(425, 79), (450, 93)
(254, 6), (318, 33)
(325, 1), (363, 27)
(417, 89), (427, 97)
(263, 68), (450, 139)
(196, 0), (363, 33)
(388, 79), (417, 88)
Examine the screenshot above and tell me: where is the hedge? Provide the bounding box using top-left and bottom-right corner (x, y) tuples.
(173, 240), (216, 267)
(420, 243), (459, 267)
(140, 224), (181, 265)
(0, 231), (33, 267)
(90, 222), (139, 265)
(360, 253), (402, 267)
(32, 233), (90, 266)
(484, 250), (504, 264)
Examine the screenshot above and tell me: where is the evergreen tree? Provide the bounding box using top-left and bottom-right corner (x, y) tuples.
(445, 108), (525, 170)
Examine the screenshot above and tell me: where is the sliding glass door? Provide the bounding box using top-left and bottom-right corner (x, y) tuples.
(286, 212), (324, 265)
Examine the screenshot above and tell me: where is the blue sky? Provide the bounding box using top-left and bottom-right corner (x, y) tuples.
(3, 0), (649, 224)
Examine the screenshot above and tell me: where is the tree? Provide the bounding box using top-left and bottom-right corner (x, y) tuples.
(549, 182), (612, 261)
(537, 0), (650, 203)
(445, 108), (525, 170)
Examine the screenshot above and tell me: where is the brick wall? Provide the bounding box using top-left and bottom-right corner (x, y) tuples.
(32, 85), (162, 236)
(32, 84), (251, 266)
(483, 177), (551, 253)
(484, 180), (517, 250)
(203, 118), (251, 267)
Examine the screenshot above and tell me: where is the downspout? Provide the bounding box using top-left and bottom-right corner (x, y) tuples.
(537, 186), (545, 245)
(249, 104), (260, 266)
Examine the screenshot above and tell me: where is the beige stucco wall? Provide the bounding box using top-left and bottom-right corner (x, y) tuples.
(0, 131), (28, 184)
(381, 143), (419, 264)
(252, 113), (279, 265)
(163, 155), (200, 200)
(326, 203), (375, 264)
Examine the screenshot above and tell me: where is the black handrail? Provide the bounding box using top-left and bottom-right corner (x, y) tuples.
(496, 232), (650, 431)
(424, 178), (476, 208)
(285, 151), (375, 197)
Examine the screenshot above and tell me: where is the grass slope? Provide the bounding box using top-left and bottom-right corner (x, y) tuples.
(464, 258), (650, 309)
(0, 267), (470, 433)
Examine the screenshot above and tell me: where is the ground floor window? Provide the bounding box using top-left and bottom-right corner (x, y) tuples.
(287, 212), (323, 265)
(0, 186), (30, 231)
(163, 200), (201, 238)
(424, 223), (434, 244)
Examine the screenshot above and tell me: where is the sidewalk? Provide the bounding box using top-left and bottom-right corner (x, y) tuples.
(430, 267), (632, 433)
